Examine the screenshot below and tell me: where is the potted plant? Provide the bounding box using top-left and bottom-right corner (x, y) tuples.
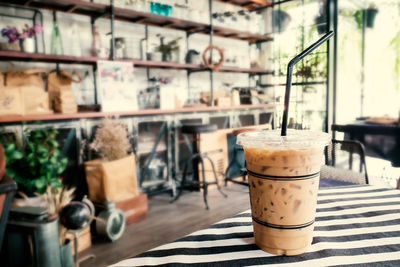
(294, 52), (327, 83)
(155, 36), (182, 62)
(353, 4), (378, 30)
(315, 15), (327, 34)
(366, 4), (378, 28)
(1, 24), (42, 53)
(0, 26), (21, 51)
(84, 117), (139, 204)
(314, 0), (328, 34)
(1, 128), (68, 198)
(273, 10), (291, 33)
(1, 128), (74, 266)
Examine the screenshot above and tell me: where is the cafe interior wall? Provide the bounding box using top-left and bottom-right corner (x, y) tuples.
(0, 0), (264, 107)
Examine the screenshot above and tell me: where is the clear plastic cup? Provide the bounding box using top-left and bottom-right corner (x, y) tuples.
(237, 129), (331, 255)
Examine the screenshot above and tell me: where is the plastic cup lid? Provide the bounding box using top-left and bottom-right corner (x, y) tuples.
(236, 129), (331, 150)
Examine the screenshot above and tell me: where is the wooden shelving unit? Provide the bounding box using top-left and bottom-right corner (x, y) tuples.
(0, 0), (275, 120)
(1, 0), (272, 43)
(0, 51), (274, 75)
(0, 104), (276, 123)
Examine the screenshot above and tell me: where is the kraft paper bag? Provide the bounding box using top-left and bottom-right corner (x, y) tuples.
(48, 70), (80, 114)
(0, 88), (23, 116)
(84, 155), (139, 203)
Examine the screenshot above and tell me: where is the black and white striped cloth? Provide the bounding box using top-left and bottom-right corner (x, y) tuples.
(111, 185), (400, 266)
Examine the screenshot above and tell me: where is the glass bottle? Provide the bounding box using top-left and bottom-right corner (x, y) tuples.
(50, 13), (64, 55)
(91, 26), (101, 57)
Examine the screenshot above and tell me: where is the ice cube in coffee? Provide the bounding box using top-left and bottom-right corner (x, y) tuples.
(237, 129), (330, 255)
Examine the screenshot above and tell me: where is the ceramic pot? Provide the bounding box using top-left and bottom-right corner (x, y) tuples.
(21, 38), (35, 53)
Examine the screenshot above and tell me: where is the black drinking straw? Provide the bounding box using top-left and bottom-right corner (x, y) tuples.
(281, 31), (334, 136)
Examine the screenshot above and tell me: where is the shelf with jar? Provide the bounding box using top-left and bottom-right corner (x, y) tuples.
(1, 0), (272, 43)
(0, 103), (276, 124)
(0, 0), (275, 119)
(0, 50), (273, 75)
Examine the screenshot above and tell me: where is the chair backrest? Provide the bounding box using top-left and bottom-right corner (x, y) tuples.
(324, 139), (369, 184)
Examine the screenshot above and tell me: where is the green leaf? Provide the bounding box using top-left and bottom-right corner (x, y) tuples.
(27, 141), (35, 151)
(57, 165), (67, 174)
(49, 179), (62, 189)
(38, 157), (47, 164)
(60, 157), (68, 165)
(26, 153), (35, 162)
(37, 145), (47, 154)
(48, 139), (58, 148)
(33, 130), (43, 138)
(9, 150), (23, 160)
(34, 177), (46, 192)
(4, 143), (16, 153)
(50, 156), (58, 164)
(53, 149), (60, 158)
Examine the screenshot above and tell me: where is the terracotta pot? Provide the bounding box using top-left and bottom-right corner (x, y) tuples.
(0, 143), (5, 181)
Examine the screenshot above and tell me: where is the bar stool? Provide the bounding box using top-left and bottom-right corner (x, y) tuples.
(172, 123), (227, 209)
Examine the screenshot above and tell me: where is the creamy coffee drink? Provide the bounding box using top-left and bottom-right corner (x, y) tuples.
(237, 130), (330, 256)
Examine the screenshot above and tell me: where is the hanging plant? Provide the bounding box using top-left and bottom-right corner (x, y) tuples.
(314, 0), (328, 35)
(353, 10), (363, 30)
(366, 4), (378, 28)
(272, 10), (291, 33)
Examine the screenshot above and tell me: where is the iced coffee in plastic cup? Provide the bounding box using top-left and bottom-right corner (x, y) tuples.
(237, 129), (330, 256)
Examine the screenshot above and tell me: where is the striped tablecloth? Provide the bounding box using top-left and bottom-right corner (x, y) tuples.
(112, 185), (400, 266)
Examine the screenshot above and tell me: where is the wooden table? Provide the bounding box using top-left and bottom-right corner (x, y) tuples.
(111, 184), (400, 266)
(332, 121), (400, 167)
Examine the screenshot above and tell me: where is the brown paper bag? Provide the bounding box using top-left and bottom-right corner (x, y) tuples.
(200, 90), (226, 106)
(18, 85), (52, 115)
(0, 73), (4, 88)
(0, 88), (24, 116)
(5, 69), (47, 88)
(84, 155), (139, 203)
(48, 70), (80, 114)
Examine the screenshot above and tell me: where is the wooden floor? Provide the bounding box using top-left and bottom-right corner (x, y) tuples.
(80, 183), (250, 267)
